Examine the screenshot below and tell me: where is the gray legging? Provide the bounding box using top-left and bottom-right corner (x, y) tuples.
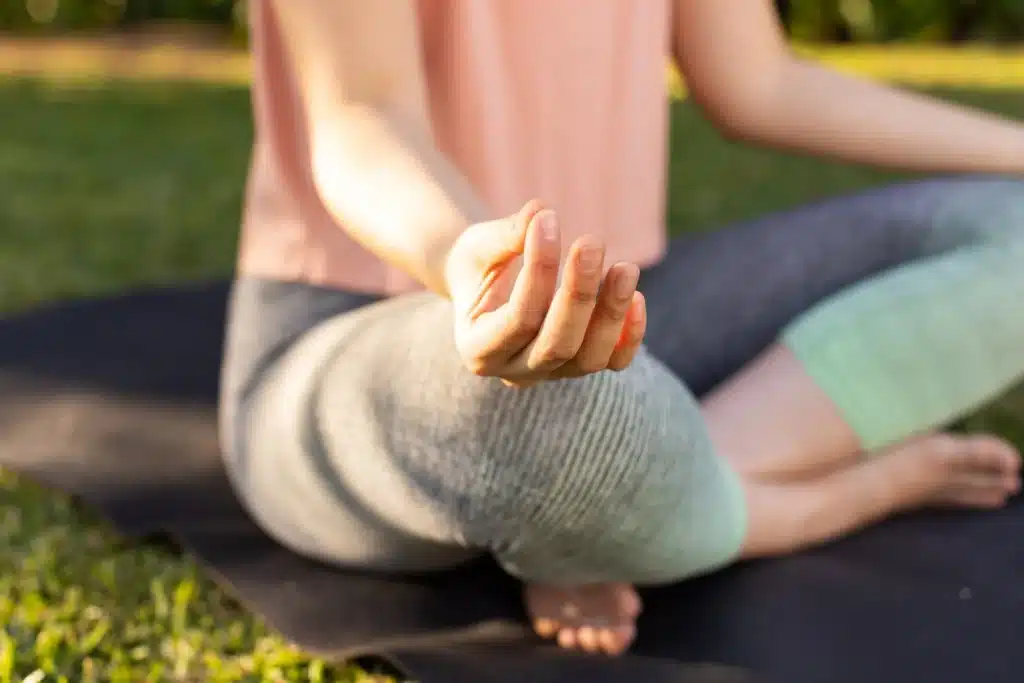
(219, 177), (1024, 586)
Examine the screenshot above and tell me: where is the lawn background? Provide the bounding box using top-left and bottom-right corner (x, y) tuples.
(1, 42), (1023, 682)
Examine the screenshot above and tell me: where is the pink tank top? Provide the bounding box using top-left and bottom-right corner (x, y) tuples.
(239, 0), (672, 295)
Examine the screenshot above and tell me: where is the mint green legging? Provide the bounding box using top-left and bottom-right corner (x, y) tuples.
(226, 177), (1024, 587)
(781, 179), (1024, 451)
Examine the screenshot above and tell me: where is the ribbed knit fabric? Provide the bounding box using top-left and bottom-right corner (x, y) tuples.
(242, 293), (747, 585)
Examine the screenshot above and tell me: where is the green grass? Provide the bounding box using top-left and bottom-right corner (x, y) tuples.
(1, 75), (1023, 682)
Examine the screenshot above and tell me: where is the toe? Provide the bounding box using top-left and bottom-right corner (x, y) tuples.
(598, 625), (636, 656)
(533, 618), (558, 639)
(576, 626), (601, 653)
(557, 628), (578, 649)
(613, 583), (643, 619)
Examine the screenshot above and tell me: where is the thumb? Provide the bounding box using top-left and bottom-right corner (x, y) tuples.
(445, 200), (546, 306)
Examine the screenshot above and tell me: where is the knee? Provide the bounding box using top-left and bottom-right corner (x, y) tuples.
(920, 178), (1024, 253)
(454, 353), (746, 580)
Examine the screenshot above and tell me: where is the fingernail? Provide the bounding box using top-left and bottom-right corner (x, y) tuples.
(578, 245), (603, 272)
(615, 264), (639, 299)
(537, 210), (558, 242)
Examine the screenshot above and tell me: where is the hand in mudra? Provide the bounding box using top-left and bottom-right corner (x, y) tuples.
(445, 200), (647, 388)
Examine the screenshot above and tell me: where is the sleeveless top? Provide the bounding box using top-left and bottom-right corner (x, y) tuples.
(238, 0), (673, 295)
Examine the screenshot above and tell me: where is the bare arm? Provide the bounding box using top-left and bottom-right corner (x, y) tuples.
(268, 0), (490, 295)
(263, 0), (647, 384)
(671, 0), (1024, 174)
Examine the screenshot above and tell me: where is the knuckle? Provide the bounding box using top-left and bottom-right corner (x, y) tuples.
(529, 258), (560, 277)
(600, 301), (629, 322)
(608, 358), (629, 372)
(511, 308), (545, 337)
(465, 357), (493, 377)
(608, 349), (637, 371)
(629, 320), (648, 344)
(621, 323), (642, 344)
(568, 285), (599, 306)
(574, 357), (607, 375)
(534, 345), (576, 367)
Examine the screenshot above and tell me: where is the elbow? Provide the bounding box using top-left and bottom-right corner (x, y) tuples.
(693, 85), (776, 144)
(687, 60), (789, 145)
(705, 104), (765, 144)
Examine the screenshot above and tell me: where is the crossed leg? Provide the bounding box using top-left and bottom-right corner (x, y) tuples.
(230, 180), (1024, 658)
(525, 178), (1024, 655)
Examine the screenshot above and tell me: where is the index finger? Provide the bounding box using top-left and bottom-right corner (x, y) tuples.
(457, 209), (561, 372)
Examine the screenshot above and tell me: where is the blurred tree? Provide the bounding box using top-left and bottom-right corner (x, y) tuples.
(776, 0), (792, 29)
(117, 0), (233, 25)
(1, 0), (1021, 43)
(786, 0), (1024, 43)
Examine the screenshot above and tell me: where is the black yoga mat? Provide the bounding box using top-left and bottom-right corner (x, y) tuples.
(2, 281), (1023, 683)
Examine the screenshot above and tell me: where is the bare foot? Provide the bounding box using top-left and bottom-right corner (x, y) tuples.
(883, 432), (1021, 510)
(524, 582), (642, 655)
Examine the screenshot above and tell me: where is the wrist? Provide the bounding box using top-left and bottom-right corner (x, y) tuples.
(432, 237), (460, 300)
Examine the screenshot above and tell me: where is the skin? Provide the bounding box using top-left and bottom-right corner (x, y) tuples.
(268, 0), (1024, 657)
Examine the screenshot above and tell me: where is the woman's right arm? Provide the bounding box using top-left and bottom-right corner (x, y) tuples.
(268, 0), (647, 384)
(268, 0), (489, 296)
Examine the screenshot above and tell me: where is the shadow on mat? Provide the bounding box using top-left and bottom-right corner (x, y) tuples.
(2, 281), (1024, 683)
(0, 282), (228, 404)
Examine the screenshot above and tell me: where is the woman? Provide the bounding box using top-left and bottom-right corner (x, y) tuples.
(220, 0), (1024, 657)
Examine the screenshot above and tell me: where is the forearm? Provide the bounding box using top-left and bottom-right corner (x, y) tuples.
(732, 57), (1024, 175)
(310, 102), (492, 296)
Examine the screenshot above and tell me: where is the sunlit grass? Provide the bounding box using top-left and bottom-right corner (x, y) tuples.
(0, 37), (251, 85)
(669, 45), (1024, 99)
(2, 36), (1023, 92)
